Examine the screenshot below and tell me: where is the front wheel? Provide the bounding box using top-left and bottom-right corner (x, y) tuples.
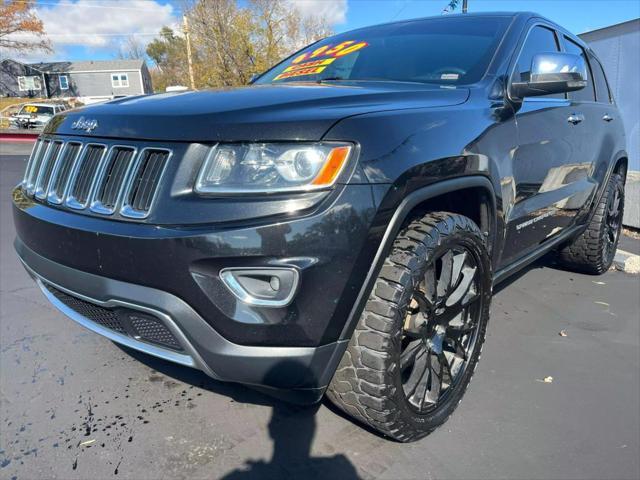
(327, 212), (492, 442)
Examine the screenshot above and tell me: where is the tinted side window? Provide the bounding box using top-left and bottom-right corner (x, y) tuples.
(515, 26), (563, 98)
(563, 37), (596, 102)
(589, 53), (612, 103)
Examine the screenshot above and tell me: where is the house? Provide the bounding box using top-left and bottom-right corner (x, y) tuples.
(0, 59), (153, 103)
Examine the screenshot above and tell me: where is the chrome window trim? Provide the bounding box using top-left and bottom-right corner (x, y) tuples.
(64, 143), (108, 210)
(89, 145), (138, 215)
(47, 141), (85, 205)
(120, 147), (173, 219)
(506, 21), (565, 103)
(34, 140), (64, 200)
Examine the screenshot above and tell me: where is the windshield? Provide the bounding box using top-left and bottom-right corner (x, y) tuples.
(19, 105), (54, 115)
(256, 16), (510, 86)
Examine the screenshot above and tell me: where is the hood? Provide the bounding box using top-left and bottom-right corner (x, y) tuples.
(46, 82), (469, 142)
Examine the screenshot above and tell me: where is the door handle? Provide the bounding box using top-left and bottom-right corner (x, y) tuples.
(602, 114), (614, 122)
(567, 114), (584, 125)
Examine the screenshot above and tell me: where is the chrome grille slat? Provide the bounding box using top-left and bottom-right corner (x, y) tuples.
(35, 141), (63, 200)
(65, 145), (106, 209)
(48, 143), (82, 204)
(90, 147), (135, 214)
(23, 137), (171, 219)
(25, 140), (50, 195)
(121, 149), (170, 219)
(22, 138), (43, 186)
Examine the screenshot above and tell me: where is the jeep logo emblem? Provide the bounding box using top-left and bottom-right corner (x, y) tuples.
(71, 116), (98, 133)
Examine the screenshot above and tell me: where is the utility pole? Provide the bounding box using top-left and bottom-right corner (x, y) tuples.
(183, 14), (196, 90)
(462, 0), (468, 13)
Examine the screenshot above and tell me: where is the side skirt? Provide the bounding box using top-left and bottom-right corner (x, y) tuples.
(493, 224), (583, 286)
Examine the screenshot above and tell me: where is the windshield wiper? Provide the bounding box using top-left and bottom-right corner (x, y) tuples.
(316, 77), (347, 83)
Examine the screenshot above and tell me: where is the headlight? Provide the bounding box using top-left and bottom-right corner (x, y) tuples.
(195, 142), (352, 194)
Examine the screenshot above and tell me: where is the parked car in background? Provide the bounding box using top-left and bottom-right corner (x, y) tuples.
(10, 103), (67, 129)
(13, 12), (627, 442)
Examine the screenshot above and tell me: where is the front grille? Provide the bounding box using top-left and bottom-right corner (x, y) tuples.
(23, 138), (171, 219)
(129, 314), (182, 350)
(44, 283), (183, 351)
(46, 284), (127, 334)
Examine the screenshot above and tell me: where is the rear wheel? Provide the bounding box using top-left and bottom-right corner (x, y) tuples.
(558, 173), (625, 274)
(327, 212), (492, 442)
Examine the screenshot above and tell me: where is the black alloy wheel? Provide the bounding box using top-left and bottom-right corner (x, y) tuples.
(603, 184), (622, 265)
(400, 246), (482, 413)
(327, 212), (492, 442)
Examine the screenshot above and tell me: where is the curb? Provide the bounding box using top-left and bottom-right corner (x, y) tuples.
(614, 249), (640, 274)
(0, 132), (39, 142)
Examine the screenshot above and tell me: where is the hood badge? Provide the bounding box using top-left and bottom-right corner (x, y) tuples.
(71, 116), (99, 133)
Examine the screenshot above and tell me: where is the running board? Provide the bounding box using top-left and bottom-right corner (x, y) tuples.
(493, 225), (583, 286)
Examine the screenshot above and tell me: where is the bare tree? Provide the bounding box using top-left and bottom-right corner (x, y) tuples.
(117, 35), (146, 60)
(0, 0), (51, 53)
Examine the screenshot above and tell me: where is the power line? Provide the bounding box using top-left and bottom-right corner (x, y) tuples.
(391, 0), (410, 21)
(27, 32), (166, 36)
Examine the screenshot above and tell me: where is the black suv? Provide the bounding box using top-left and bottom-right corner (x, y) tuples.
(13, 12), (627, 441)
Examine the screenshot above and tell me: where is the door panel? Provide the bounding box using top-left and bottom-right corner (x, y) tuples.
(502, 97), (588, 263)
(501, 24), (589, 264)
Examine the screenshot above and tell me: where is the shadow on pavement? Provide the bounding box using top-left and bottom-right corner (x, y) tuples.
(118, 347), (361, 480)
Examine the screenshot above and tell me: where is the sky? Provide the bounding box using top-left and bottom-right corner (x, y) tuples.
(12, 0), (640, 63)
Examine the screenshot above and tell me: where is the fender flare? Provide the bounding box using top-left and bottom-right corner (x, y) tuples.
(585, 149), (629, 225)
(338, 175), (497, 342)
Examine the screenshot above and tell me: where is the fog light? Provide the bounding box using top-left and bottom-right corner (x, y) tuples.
(220, 267), (299, 307)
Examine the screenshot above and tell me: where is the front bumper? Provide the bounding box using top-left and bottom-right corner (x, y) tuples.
(13, 183), (378, 401)
(17, 239), (346, 402)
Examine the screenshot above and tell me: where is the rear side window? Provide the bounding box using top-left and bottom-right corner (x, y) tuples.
(514, 26), (563, 99)
(563, 37), (596, 102)
(589, 54), (612, 103)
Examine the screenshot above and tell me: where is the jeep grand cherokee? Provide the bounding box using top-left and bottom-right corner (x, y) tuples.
(13, 12), (627, 441)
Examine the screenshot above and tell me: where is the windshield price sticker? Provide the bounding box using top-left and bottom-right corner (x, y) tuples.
(274, 40), (368, 81)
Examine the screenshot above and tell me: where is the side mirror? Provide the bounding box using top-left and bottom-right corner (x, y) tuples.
(511, 52), (587, 99)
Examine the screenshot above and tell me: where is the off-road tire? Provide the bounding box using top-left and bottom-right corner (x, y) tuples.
(326, 212), (492, 442)
(558, 173), (625, 274)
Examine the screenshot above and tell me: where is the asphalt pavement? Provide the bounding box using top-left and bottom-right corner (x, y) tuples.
(1, 143), (639, 480)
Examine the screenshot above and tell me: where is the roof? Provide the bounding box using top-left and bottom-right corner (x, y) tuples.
(19, 102), (65, 107)
(579, 17), (640, 38)
(328, 11), (543, 37)
(27, 59), (145, 74)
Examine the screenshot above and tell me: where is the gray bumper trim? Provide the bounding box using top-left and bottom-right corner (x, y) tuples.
(33, 273), (199, 369)
(15, 238), (345, 399)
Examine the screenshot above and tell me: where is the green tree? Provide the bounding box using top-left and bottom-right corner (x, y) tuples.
(444, 0), (468, 12)
(146, 26), (189, 91)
